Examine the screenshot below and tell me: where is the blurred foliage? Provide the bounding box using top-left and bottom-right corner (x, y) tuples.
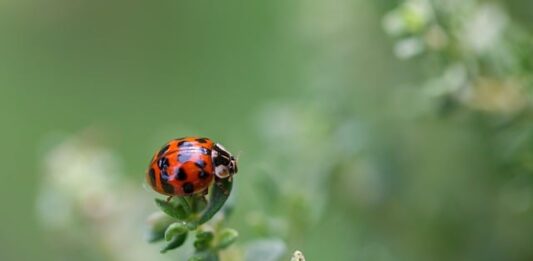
(0, 0), (532, 261)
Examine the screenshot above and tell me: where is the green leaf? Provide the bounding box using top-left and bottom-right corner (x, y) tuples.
(194, 239), (210, 251)
(196, 231), (215, 242)
(197, 178), (233, 225)
(146, 230), (164, 243)
(160, 232), (188, 253)
(177, 197), (192, 215)
(164, 222), (188, 241)
(188, 256), (203, 261)
(188, 251), (219, 261)
(145, 212), (175, 243)
(194, 231), (215, 251)
(216, 228), (238, 250)
(191, 195), (208, 213)
(155, 198), (187, 220)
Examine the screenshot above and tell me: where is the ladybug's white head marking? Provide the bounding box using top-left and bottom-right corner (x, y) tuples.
(212, 143), (238, 179)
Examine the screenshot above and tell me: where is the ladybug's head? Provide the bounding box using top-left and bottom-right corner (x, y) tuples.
(212, 143), (238, 179)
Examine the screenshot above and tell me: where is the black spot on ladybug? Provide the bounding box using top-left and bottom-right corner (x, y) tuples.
(158, 157), (169, 170)
(148, 168), (156, 186)
(176, 167), (187, 181)
(198, 170), (209, 179)
(178, 152), (192, 163)
(196, 138), (208, 143)
(195, 160), (206, 168)
(161, 180), (175, 194)
(157, 144), (170, 157)
(182, 182), (194, 194)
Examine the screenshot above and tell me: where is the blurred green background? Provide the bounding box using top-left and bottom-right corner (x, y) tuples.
(1, 0), (532, 260)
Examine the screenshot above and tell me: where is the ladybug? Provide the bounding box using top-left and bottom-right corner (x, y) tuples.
(146, 137), (237, 197)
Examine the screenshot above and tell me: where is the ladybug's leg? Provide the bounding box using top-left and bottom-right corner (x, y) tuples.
(166, 195), (173, 203)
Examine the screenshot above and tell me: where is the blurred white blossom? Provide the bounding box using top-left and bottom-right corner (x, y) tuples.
(290, 250), (306, 261)
(394, 37), (425, 59)
(423, 63), (468, 98)
(383, 0), (433, 36)
(461, 4), (507, 54)
(38, 133), (121, 226)
(36, 131), (172, 261)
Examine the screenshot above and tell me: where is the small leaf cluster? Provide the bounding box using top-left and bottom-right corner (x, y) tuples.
(146, 178), (238, 260)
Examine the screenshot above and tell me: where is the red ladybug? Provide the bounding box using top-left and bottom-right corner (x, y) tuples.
(146, 137), (237, 197)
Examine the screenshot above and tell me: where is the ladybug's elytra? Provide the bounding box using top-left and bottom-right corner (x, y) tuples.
(146, 137), (237, 197)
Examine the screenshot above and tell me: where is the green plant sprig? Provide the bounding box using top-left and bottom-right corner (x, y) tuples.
(146, 178), (238, 260)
